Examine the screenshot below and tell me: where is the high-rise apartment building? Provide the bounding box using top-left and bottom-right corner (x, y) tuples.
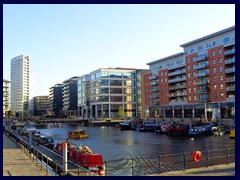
(49, 84), (63, 117)
(145, 26), (235, 121)
(10, 55), (32, 117)
(62, 76), (79, 116)
(3, 79), (11, 118)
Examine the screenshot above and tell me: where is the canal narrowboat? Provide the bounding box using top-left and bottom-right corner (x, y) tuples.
(68, 129), (89, 139)
(54, 142), (105, 176)
(119, 121), (132, 130)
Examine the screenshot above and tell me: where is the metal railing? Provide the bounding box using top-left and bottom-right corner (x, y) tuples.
(104, 148), (235, 176)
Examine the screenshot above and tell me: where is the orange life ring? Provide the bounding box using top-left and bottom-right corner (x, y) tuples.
(192, 151), (202, 162)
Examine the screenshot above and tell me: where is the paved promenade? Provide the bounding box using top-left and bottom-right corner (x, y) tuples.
(147, 163), (235, 176)
(3, 133), (53, 176)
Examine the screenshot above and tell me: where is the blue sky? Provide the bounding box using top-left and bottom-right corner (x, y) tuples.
(3, 4), (235, 96)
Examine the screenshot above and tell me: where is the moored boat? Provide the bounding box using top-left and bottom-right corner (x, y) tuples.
(188, 122), (215, 137)
(54, 142), (105, 176)
(229, 129), (235, 139)
(68, 129), (89, 139)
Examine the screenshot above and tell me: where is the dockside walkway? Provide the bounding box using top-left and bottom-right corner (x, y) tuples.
(3, 132), (235, 176)
(3, 132), (53, 176)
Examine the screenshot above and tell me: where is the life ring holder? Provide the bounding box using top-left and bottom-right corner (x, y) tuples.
(192, 151), (202, 162)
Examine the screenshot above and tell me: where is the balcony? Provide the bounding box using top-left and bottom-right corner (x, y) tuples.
(197, 89), (210, 94)
(168, 69), (186, 77)
(198, 97), (210, 102)
(196, 80), (209, 86)
(224, 49), (235, 56)
(223, 39), (235, 47)
(149, 75), (158, 80)
(195, 71), (209, 78)
(169, 84), (186, 90)
(169, 77), (186, 83)
(194, 55), (208, 62)
(225, 57), (235, 65)
(169, 92), (186, 97)
(225, 67), (235, 74)
(194, 63), (209, 70)
(150, 81), (159, 86)
(150, 94), (159, 99)
(226, 77), (235, 83)
(226, 86), (235, 91)
(150, 88), (158, 92)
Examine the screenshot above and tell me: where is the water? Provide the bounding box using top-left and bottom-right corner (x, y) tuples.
(37, 123), (235, 162)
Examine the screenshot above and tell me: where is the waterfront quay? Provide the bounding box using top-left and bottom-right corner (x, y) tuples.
(3, 132), (53, 176)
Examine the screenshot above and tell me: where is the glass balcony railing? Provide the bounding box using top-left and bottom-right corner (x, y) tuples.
(224, 49), (235, 56)
(225, 57), (235, 65)
(149, 75), (158, 80)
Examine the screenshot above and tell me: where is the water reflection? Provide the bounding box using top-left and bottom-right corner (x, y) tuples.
(37, 123), (235, 161)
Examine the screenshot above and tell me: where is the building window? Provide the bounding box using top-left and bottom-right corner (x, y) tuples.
(188, 66), (190, 70)
(165, 72), (167, 76)
(223, 37), (230, 43)
(214, 93), (217, 99)
(192, 57), (195, 61)
(220, 84), (224, 90)
(187, 58), (190, 63)
(213, 42), (216, 46)
(188, 81), (191, 85)
(220, 93), (224, 98)
(220, 75), (223, 81)
(165, 78), (167, 82)
(218, 48), (222, 55)
(212, 50), (216, 56)
(191, 49), (194, 53)
(219, 66), (223, 72)
(161, 72), (163, 76)
(219, 57), (222, 63)
(188, 88), (191, 93)
(193, 80), (196, 85)
(213, 59), (216, 65)
(198, 46), (203, 51)
(188, 73), (191, 78)
(189, 96), (191, 101)
(194, 95), (197, 100)
(193, 87), (196, 92)
(213, 76), (217, 82)
(214, 85), (217, 90)
(213, 68), (216, 73)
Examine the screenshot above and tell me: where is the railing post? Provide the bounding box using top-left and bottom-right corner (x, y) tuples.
(206, 150), (209, 167)
(55, 161), (58, 176)
(33, 148), (35, 162)
(46, 157), (48, 175)
(132, 158), (134, 176)
(227, 148), (229, 165)
(183, 153), (186, 171)
(158, 155), (161, 174)
(41, 153), (43, 170)
(105, 161), (107, 176)
(36, 151), (38, 165)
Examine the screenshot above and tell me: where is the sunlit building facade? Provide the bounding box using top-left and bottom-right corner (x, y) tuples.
(145, 26), (235, 121)
(3, 79), (11, 118)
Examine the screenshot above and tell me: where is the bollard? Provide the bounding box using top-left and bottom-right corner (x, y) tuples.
(62, 142), (68, 174)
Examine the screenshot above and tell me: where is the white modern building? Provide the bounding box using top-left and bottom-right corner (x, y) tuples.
(77, 68), (148, 120)
(3, 79), (11, 118)
(10, 55), (34, 117)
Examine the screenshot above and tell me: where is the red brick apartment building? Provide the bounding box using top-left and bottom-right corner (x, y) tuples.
(144, 26), (235, 121)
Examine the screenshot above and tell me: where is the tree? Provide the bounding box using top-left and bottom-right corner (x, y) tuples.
(118, 105), (124, 118)
(10, 109), (15, 118)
